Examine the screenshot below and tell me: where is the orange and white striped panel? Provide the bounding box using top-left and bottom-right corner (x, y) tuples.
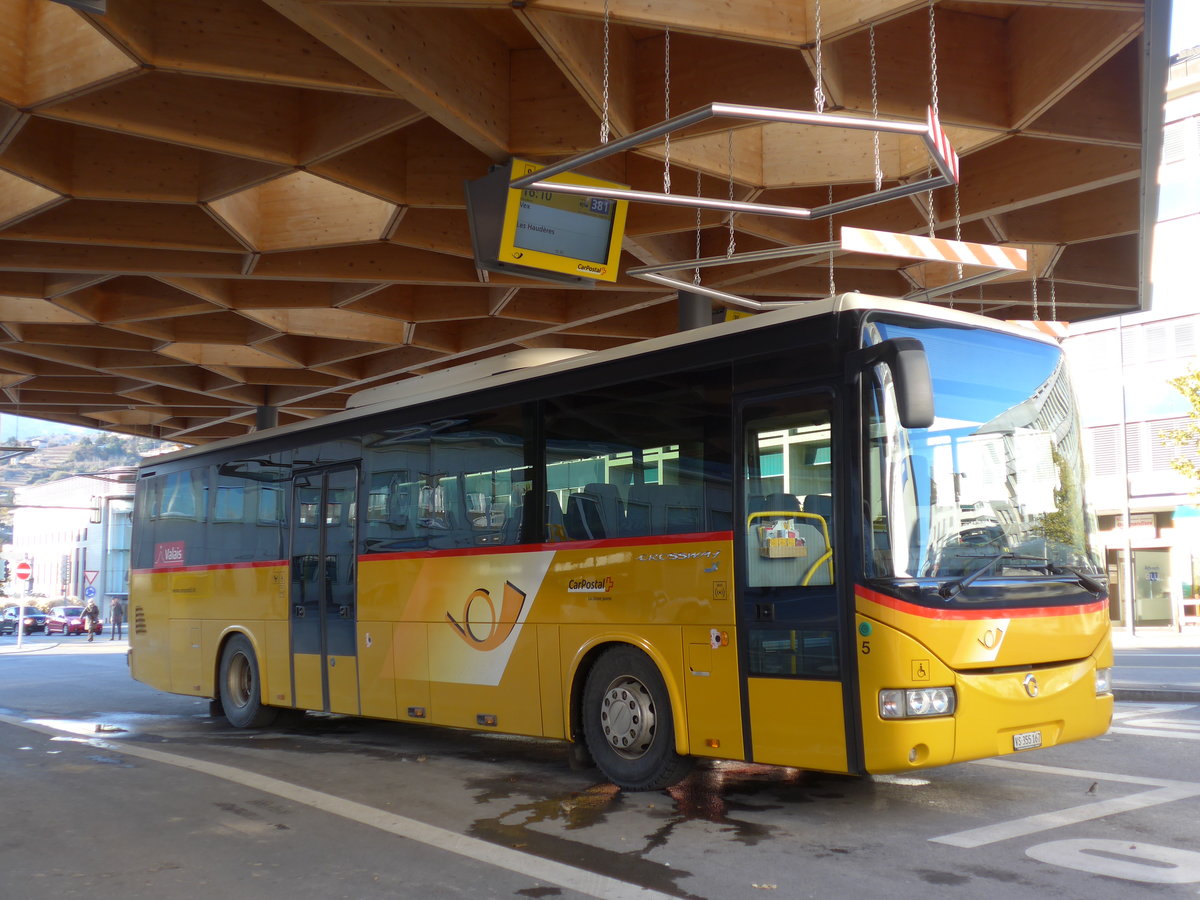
(841, 226), (1027, 271)
(926, 106), (960, 184)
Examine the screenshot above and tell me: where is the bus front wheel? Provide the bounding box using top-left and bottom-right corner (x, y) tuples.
(218, 634), (278, 729)
(582, 646), (692, 791)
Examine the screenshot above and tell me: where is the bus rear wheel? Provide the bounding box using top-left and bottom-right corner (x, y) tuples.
(218, 634), (278, 729)
(582, 646), (692, 791)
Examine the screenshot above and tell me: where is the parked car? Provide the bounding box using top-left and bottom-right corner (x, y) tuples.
(1, 606), (47, 635)
(46, 605), (86, 636)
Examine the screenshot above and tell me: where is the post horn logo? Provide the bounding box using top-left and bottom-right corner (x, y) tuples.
(1023, 673), (1039, 698)
(446, 581), (528, 651)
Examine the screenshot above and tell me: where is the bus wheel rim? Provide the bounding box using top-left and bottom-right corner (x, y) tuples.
(600, 675), (656, 760)
(227, 652), (251, 707)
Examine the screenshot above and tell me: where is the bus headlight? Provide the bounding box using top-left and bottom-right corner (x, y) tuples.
(880, 687), (956, 719)
(1095, 667), (1112, 696)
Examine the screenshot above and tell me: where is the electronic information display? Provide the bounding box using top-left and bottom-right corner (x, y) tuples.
(466, 159), (628, 286)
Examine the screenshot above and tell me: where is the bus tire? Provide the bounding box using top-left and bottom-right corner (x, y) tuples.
(218, 634), (278, 729)
(582, 645), (692, 791)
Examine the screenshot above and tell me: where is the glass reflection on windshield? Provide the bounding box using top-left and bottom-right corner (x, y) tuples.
(865, 318), (1101, 586)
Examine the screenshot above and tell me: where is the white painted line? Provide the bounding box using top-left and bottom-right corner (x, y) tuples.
(1, 714), (675, 900)
(930, 758), (1200, 849)
(1110, 726), (1200, 741)
(1111, 703), (1196, 721)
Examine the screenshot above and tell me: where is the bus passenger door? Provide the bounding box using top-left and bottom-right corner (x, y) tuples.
(290, 466), (360, 715)
(737, 393), (850, 773)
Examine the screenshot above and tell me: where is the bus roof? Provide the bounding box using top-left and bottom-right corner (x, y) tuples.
(143, 293), (1057, 467)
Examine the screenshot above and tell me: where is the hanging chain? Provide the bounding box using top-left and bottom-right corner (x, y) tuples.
(727, 130), (737, 257)
(600, 0), (611, 144)
(926, 163), (935, 237)
(812, 0), (826, 113)
(1050, 267), (1057, 321)
(869, 23), (882, 192)
(827, 185), (836, 297)
(1031, 276), (1040, 322)
(663, 26), (671, 193)
(928, 0), (939, 121)
(926, 0), (940, 238)
(694, 169), (703, 285)
(953, 183), (963, 281)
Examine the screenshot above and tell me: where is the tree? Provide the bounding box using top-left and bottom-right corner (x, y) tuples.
(1165, 370), (1200, 484)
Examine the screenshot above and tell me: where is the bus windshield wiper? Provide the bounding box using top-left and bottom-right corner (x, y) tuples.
(1049, 565), (1106, 597)
(937, 553), (1048, 600)
(938, 553), (1005, 600)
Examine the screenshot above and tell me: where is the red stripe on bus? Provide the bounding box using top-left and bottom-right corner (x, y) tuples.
(857, 584), (1107, 620)
(362, 531), (734, 563)
(132, 559), (287, 576)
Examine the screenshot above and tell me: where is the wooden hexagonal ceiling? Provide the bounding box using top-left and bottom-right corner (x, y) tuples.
(0, 0), (1167, 443)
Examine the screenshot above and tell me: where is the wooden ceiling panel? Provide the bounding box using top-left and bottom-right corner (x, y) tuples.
(0, 0), (1159, 443)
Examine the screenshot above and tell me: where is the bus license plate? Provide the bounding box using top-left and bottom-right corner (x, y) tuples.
(1013, 730), (1042, 751)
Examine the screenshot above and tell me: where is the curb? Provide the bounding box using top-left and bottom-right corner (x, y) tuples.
(1113, 687), (1200, 703)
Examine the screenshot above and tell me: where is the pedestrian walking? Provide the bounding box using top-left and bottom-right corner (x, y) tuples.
(82, 598), (100, 642)
(109, 598), (124, 640)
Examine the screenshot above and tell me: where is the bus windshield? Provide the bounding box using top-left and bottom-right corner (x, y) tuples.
(864, 316), (1102, 589)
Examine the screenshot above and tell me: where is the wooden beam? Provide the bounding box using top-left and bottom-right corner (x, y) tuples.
(0, 240), (248, 277)
(1008, 4), (1142, 130)
(949, 136), (1139, 222)
(997, 180), (1140, 244)
(6, 199), (245, 252)
(517, 7), (637, 139)
(250, 242), (482, 283)
(820, 9), (1009, 128)
(22, 0), (138, 108)
(239, 307), (410, 344)
(1023, 42), (1141, 146)
(124, 0), (394, 96)
(265, 1), (512, 159)
(40, 71), (304, 164)
(534, 0), (810, 48)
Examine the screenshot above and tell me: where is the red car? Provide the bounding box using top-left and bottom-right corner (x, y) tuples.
(46, 605), (87, 636)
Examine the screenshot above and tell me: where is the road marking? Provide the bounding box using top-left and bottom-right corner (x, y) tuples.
(1027, 839), (1200, 884)
(1112, 703), (1196, 721)
(1110, 725), (1200, 741)
(1, 714), (675, 900)
(931, 758), (1200, 849)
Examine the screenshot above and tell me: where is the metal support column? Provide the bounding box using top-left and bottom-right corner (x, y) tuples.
(678, 290), (711, 331)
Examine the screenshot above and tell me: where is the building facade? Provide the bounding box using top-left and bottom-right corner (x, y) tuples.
(7, 469), (134, 621)
(1063, 46), (1200, 632)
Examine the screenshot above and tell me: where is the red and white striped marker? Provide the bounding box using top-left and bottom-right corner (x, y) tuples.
(841, 226), (1027, 271)
(926, 106), (960, 184)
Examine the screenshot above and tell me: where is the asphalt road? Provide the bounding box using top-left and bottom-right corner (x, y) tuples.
(2, 636), (1199, 900)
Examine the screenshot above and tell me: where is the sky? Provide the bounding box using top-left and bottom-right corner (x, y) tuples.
(1173, 0), (1199, 53)
(1, 0), (1196, 444)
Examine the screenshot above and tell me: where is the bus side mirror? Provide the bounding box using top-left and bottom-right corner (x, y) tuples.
(848, 337), (935, 429)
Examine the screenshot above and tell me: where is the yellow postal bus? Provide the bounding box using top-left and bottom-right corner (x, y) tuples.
(129, 294), (1112, 790)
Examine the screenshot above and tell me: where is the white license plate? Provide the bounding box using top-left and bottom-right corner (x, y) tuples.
(1013, 730), (1042, 751)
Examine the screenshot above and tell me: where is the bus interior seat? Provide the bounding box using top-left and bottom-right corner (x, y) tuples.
(564, 483), (624, 540)
(545, 491), (567, 541)
(803, 494), (833, 531)
(624, 483), (702, 536)
(746, 492), (832, 587)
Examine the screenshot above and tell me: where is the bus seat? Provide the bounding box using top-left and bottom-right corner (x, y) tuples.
(564, 483), (624, 540)
(624, 483), (702, 536)
(803, 494), (832, 530)
(758, 492), (801, 513)
(745, 509), (832, 587)
(545, 492), (567, 542)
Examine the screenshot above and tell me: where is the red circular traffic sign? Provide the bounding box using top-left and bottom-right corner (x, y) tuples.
(14, 561), (32, 581)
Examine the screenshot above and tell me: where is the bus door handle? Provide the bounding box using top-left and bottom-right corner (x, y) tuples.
(755, 603), (774, 622)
